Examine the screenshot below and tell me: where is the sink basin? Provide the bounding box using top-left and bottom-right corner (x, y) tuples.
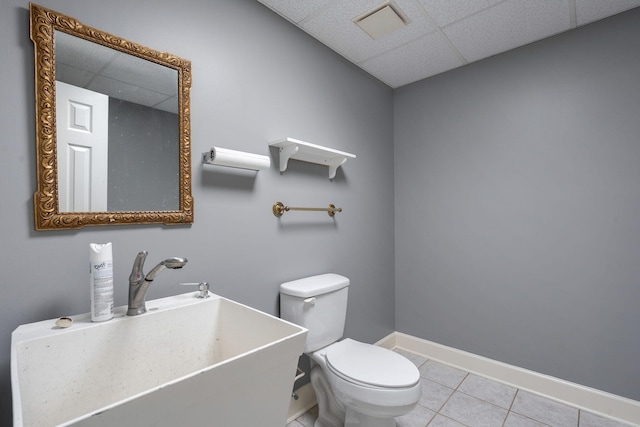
(11, 292), (307, 427)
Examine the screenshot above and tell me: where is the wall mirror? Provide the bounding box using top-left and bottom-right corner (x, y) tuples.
(30, 3), (193, 230)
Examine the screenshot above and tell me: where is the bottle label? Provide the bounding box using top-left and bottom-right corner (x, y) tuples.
(91, 260), (114, 320)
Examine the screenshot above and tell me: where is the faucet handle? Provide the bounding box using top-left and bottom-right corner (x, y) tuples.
(179, 282), (210, 298)
(129, 251), (148, 284)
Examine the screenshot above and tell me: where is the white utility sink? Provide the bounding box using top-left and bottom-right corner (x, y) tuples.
(11, 292), (307, 427)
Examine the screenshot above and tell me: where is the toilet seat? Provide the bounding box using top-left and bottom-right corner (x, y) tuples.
(325, 339), (420, 389)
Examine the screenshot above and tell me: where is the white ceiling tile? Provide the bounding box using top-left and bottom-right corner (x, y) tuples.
(255, 0), (640, 87)
(88, 76), (172, 109)
(575, 0), (640, 25)
(257, 0), (336, 23)
(301, 0), (438, 63)
(56, 63), (94, 88)
(55, 31), (116, 74)
(417, 0), (505, 27)
(443, 0), (571, 63)
(102, 54), (178, 96)
(360, 31), (466, 87)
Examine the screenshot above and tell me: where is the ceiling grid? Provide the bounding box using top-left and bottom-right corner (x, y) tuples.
(257, 0), (640, 88)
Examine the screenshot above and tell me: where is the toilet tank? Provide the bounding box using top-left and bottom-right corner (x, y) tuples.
(279, 274), (349, 353)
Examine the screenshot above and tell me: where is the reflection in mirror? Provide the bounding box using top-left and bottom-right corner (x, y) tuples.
(31, 3), (193, 229)
(55, 31), (181, 212)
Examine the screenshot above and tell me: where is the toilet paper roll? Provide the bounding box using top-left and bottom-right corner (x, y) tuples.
(203, 147), (271, 171)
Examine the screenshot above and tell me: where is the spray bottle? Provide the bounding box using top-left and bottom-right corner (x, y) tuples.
(89, 242), (114, 322)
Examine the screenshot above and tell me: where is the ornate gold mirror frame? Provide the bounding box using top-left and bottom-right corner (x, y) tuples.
(30, 3), (193, 230)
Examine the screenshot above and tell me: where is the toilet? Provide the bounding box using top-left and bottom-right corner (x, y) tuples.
(280, 273), (421, 427)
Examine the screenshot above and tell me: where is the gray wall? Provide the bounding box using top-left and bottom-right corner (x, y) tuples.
(394, 8), (640, 401)
(108, 99), (180, 211)
(0, 0), (394, 423)
(3, 0), (640, 423)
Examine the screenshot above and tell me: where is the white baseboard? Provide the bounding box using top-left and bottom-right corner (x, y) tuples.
(287, 382), (317, 424)
(288, 332), (640, 425)
(377, 332), (640, 426)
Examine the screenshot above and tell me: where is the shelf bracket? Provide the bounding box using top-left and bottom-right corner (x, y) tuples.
(277, 144), (299, 173)
(326, 157), (348, 180)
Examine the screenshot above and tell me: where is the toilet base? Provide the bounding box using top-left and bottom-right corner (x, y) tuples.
(312, 365), (345, 427)
(345, 407), (396, 427)
(310, 365), (404, 427)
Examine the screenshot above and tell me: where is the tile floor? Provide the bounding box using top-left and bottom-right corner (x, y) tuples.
(286, 348), (636, 427)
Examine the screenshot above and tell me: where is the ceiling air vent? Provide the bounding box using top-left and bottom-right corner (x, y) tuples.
(354, 2), (408, 40)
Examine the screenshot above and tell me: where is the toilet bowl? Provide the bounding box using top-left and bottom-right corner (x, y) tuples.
(279, 274), (421, 427)
(312, 339), (421, 426)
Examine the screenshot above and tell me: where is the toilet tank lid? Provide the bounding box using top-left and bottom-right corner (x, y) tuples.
(280, 273), (350, 298)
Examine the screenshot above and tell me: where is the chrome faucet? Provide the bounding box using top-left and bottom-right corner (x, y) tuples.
(127, 251), (188, 316)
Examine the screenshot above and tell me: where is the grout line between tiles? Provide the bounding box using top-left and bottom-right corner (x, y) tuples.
(500, 388), (519, 427)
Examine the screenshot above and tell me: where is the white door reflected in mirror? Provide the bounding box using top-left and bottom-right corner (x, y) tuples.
(56, 81), (109, 212)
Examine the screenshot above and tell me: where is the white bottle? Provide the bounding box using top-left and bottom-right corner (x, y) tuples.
(89, 242), (114, 322)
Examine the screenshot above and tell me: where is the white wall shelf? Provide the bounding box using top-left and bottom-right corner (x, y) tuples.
(269, 137), (356, 179)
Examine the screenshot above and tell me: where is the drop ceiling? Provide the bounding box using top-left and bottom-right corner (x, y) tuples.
(56, 31), (179, 114)
(256, 0), (640, 88)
